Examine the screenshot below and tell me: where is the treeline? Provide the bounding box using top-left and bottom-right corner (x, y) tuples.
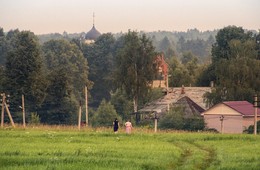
(38, 28), (218, 63)
(0, 26), (260, 128)
(0, 29), (160, 126)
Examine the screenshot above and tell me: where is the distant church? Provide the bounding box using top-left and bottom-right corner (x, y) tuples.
(84, 13), (101, 44)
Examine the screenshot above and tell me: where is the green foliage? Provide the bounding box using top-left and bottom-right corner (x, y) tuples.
(159, 106), (185, 130)
(159, 106), (205, 131)
(110, 89), (133, 121)
(115, 31), (157, 112)
(200, 26), (260, 105)
(246, 120), (260, 134)
(39, 39), (89, 124)
(143, 88), (165, 104)
(83, 33), (116, 107)
(3, 30), (47, 113)
(157, 36), (176, 59)
(0, 29), (7, 66)
(92, 99), (120, 127)
(168, 57), (192, 87)
(212, 26), (252, 61)
(29, 112), (41, 125)
(1, 128), (260, 170)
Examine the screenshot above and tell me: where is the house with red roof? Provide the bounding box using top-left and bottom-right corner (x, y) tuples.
(201, 101), (260, 133)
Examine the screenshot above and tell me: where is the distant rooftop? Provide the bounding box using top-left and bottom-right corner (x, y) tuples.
(139, 87), (211, 113)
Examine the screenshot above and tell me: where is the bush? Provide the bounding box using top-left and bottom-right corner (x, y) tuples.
(29, 112), (40, 125)
(246, 120), (260, 134)
(158, 106), (205, 131)
(92, 99), (121, 127)
(159, 106), (184, 130)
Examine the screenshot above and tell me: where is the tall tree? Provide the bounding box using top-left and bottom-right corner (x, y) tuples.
(82, 33), (116, 107)
(168, 57), (191, 87)
(3, 30), (47, 115)
(200, 26), (260, 106)
(40, 39), (90, 124)
(115, 31), (157, 113)
(211, 26), (252, 61)
(0, 28), (7, 66)
(110, 89), (133, 121)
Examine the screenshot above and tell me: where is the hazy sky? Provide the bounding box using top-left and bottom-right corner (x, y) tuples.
(1, 0), (259, 34)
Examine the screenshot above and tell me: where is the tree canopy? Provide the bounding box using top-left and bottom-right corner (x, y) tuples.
(200, 26), (260, 105)
(82, 33), (116, 107)
(115, 31), (157, 112)
(3, 30), (47, 116)
(38, 39), (90, 124)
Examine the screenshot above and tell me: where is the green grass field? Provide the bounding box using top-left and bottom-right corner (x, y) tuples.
(0, 126), (259, 170)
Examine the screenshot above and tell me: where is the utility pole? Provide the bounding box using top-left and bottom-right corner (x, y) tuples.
(220, 115), (224, 134)
(1, 93), (5, 128)
(154, 112), (158, 133)
(85, 86), (88, 126)
(5, 102), (15, 127)
(22, 94), (26, 128)
(1, 93), (15, 127)
(78, 100), (82, 130)
(254, 95), (258, 135)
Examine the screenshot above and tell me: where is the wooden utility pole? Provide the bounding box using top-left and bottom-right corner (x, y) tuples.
(22, 94), (26, 128)
(254, 95), (258, 135)
(220, 115), (224, 134)
(5, 102), (15, 127)
(1, 93), (5, 128)
(154, 112), (158, 133)
(85, 86), (88, 126)
(78, 101), (82, 130)
(1, 93), (15, 128)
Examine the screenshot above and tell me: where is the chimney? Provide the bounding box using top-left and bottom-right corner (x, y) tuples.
(181, 85), (185, 94)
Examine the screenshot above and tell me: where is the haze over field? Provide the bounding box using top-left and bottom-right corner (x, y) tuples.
(0, 0), (259, 34)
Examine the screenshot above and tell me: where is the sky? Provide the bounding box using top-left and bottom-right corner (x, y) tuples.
(0, 0), (259, 35)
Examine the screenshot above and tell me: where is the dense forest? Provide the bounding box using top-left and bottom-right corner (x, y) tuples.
(0, 26), (260, 127)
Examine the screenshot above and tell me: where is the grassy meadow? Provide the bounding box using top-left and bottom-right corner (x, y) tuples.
(0, 126), (259, 170)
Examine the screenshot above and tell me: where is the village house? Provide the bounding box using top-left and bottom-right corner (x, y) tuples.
(138, 86), (211, 121)
(201, 101), (260, 134)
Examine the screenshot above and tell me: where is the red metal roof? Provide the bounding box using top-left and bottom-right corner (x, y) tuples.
(223, 101), (260, 116)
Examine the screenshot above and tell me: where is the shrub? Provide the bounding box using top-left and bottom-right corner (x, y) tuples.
(92, 99), (121, 127)
(158, 106), (205, 131)
(246, 120), (260, 134)
(29, 112), (41, 125)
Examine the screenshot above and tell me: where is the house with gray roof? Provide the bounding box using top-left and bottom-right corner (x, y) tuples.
(138, 86), (211, 123)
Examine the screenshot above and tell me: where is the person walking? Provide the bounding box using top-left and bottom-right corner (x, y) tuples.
(113, 118), (119, 133)
(125, 120), (132, 134)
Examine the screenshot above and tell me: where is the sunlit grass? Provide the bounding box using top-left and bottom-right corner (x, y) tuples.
(0, 125), (259, 170)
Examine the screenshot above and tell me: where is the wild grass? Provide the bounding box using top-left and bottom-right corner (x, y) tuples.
(0, 125), (259, 170)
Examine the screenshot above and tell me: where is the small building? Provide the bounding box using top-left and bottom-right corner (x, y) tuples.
(202, 101), (260, 134)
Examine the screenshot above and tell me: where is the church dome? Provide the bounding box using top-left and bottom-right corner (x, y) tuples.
(85, 25), (101, 41)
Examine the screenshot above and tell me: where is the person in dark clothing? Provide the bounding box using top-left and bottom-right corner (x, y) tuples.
(113, 118), (119, 133)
